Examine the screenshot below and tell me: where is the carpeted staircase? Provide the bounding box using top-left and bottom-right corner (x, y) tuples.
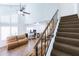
(51, 14), (79, 56)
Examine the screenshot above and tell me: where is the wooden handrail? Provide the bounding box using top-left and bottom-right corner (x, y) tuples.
(33, 9), (59, 56)
(34, 9), (59, 48)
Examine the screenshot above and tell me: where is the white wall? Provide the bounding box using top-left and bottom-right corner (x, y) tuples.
(0, 5), (19, 15)
(59, 3), (77, 16)
(18, 15), (26, 34)
(0, 3), (78, 35)
(24, 3), (59, 33)
(77, 3), (79, 18)
(25, 3), (59, 24)
(0, 4), (59, 34)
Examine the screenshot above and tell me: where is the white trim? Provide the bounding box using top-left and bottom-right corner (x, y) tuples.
(46, 18), (60, 56)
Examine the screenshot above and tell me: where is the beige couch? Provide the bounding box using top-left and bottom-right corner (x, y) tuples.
(7, 34), (28, 50)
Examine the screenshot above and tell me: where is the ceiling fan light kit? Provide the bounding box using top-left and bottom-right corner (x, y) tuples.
(17, 3), (30, 16)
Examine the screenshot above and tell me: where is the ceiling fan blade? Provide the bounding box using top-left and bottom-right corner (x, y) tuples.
(23, 11), (30, 15)
(18, 3), (30, 16)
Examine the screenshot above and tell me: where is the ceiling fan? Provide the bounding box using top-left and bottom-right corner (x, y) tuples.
(18, 3), (30, 16)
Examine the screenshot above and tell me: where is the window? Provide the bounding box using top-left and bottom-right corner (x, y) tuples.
(11, 26), (18, 35)
(1, 26), (18, 40)
(0, 15), (10, 24)
(11, 14), (18, 24)
(1, 26), (10, 40)
(0, 14), (18, 41)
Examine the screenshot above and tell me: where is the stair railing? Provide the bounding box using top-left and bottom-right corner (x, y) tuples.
(46, 9), (60, 56)
(32, 9), (59, 56)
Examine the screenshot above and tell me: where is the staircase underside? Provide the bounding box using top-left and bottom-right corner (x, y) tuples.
(51, 14), (79, 56)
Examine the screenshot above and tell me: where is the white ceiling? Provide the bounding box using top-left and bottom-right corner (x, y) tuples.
(0, 4), (22, 15)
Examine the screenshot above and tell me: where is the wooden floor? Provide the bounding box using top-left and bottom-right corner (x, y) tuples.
(0, 39), (39, 56)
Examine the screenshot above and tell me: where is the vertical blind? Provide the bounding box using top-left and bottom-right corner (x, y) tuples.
(0, 14), (18, 40)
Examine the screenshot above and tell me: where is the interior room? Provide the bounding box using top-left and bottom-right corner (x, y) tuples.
(0, 3), (57, 56)
(0, 3), (79, 56)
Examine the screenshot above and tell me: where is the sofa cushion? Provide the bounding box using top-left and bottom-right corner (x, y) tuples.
(8, 41), (18, 50)
(7, 36), (17, 43)
(7, 34), (28, 50)
(18, 38), (28, 46)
